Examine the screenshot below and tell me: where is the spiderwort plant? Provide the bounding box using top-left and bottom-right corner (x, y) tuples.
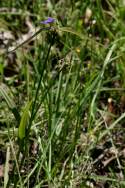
(25, 17), (57, 147)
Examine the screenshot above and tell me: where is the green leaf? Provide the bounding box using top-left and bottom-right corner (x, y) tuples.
(57, 27), (84, 40)
(18, 101), (32, 139)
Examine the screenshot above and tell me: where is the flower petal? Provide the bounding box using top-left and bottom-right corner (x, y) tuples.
(40, 17), (55, 24)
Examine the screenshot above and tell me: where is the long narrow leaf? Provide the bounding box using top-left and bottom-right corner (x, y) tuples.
(18, 101), (32, 139)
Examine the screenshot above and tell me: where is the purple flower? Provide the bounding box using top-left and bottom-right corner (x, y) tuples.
(40, 17), (55, 24)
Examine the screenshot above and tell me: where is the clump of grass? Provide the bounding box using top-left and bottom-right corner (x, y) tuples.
(0, 0), (125, 187)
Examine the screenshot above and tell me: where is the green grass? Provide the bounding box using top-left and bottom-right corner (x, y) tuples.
(0, 0), (125, 187)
